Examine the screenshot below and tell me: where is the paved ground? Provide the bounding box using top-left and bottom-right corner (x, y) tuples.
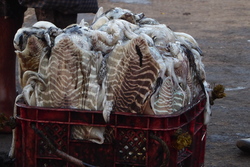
(1, 0), (250, 166)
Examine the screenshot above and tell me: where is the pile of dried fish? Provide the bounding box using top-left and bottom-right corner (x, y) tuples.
(13, 7), (211, 143)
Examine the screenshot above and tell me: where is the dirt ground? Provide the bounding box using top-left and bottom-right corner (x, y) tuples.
(1, 0), (250, 166)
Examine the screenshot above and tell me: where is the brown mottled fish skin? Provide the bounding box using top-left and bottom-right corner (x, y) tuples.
(16, 35), (47, 87)
(105, 36), (160, 114)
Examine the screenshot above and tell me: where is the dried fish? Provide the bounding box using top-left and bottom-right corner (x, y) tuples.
(13, 7), (212, 146)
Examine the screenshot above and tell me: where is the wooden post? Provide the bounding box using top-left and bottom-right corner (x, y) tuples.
(0, 9), (24, 133)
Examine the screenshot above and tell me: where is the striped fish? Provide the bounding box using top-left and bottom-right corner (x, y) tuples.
(41, 37), (86, 108)
(104, 36), (160, 114)
(172, 84), (185, 112)
(152, 76), (174, 114)
(71, 125), (105, 144)
(82, 51), (104, 110)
